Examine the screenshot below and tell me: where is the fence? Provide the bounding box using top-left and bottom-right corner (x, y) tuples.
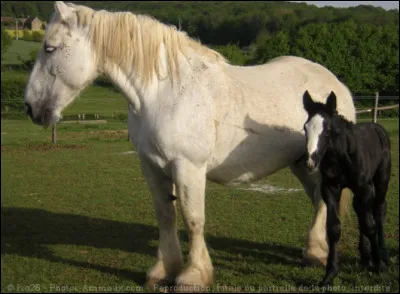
(1, 93), (398, 144)
(354, 92), (399, 123)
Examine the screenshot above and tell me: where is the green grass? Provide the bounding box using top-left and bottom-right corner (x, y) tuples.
(2, 40), (42, 65)
(1, 118), (399, 292)
(64, 86), (128, 117)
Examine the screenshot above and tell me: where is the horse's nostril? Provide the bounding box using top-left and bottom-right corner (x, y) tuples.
(24, 102), (33, 117)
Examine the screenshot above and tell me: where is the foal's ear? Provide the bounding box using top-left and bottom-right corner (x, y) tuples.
(326, 91), (337, 116)
(303, 90), (315, 113)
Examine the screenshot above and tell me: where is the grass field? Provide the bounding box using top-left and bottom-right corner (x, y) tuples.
(1, 117), (398, 292)
(2, 40), (42, 65)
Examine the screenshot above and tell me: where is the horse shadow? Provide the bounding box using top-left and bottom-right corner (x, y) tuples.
(208, 114), (307, 182)
(2, 206), (305, 285)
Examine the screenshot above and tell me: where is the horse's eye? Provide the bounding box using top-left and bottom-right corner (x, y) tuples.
(45, 46), (57, 53)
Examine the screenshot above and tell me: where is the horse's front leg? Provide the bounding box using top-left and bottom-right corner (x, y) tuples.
(172, 159), (213, 292)
(140, 160), (184, 289)
(290, 165), (329, 267)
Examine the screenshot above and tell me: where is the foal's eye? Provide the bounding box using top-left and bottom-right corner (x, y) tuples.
(44, 45), (57, 53)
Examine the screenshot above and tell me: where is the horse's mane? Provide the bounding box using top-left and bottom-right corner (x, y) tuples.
(69, 3), (227, 85)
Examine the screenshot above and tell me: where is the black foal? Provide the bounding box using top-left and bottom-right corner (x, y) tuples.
(302, 90), (391, 287)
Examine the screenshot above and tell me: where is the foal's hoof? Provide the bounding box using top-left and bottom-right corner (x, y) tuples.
(360, 257), (374, 269)
(375, 260), (388, 274)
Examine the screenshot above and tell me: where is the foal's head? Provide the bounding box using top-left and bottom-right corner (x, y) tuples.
(302, 90), (338, 171)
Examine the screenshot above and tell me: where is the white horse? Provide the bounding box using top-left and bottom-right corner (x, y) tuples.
(24, 2), (356, 291)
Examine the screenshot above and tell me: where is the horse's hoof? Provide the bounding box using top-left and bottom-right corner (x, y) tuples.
(301, 256), (327, 267)
(175, 267), (213, 293)
(145, 277), (174, 292)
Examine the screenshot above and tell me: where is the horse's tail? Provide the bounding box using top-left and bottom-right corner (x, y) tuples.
(339, 188), (352, 219)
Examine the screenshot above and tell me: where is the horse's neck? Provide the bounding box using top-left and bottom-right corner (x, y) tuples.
(103, 46), (201, 114)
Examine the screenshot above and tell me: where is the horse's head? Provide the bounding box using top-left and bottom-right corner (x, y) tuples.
(24, 1), (98, 127)
(302, 90), (338, 171)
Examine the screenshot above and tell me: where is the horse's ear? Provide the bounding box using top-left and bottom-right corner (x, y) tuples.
(326, 91), (337, 116)
(303, 90), (315, 114)
(55, 1), (75, 20)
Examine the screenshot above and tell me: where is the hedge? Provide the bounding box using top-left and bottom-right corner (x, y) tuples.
(1, 72), (28, 112)
(5, 29), (45, 42)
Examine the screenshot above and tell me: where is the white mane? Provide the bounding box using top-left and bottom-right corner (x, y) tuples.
(67, 3), (227, 85)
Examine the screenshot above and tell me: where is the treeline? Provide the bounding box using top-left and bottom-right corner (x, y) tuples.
(1, 1), (399, 96)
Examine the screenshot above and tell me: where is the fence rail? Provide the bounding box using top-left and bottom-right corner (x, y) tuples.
(1, 93), (398, 144)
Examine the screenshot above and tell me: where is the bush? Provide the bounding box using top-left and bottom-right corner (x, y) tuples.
(31, 30), (44, 42)
(214, 43), (247, 65)
(1, 26), (13, 62)
(22, 30), (33, 41)
(1, 72), (28, 113)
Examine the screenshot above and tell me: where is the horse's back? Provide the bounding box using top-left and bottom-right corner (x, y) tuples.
(206, 56), (356, 184)
(223, 56), (356, 126)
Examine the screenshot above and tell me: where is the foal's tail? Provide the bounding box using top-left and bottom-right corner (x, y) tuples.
(339, 188), (352, 219)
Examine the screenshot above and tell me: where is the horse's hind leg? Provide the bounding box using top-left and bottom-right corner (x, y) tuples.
(290, 164), (328, 267)
(140, 160), (184, 289)
(173, 159), (213, 292)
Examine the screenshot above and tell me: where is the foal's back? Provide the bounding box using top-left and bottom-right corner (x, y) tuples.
(350, 122), (391, 182)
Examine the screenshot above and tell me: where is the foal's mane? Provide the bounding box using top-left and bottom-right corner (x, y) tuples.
(331, 113), (354, 133)
(69, 3), (226, 85)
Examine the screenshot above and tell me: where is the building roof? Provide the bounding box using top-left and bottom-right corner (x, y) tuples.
(1, 16), (14, 22)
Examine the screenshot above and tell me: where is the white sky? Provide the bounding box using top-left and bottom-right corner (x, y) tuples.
(290, 1), (399, 10)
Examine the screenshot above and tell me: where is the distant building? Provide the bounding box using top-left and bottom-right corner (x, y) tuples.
(23, 16), (44, 30)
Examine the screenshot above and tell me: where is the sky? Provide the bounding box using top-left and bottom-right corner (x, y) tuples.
(290, 1), (399, 10)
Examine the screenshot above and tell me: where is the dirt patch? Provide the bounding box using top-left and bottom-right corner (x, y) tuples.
(1, 144), (87, 153)
(63, 130), (128, 140)
(28, 144), (88, 151)
(60, 120), (108, 124)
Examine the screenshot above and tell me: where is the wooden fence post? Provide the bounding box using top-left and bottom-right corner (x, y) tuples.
(373, 91), (379, 123)
(52, 124), (56, 144)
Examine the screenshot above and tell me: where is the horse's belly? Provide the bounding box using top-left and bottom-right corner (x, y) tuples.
(206, 123), (305, 185)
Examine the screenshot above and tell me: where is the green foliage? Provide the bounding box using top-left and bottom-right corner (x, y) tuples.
(214, 43), (247, 65)
(31, 30), (44, 42)
(1, 25), (13, 62)
(251, 31), (291, 64)
(252, 20), (399, 95)
(1, 1), (398, 96)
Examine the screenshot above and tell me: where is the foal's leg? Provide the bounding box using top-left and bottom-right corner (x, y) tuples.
(373, 159), (391, 268)
(354, 184), (381, 272)
(319, 184), (342, 287)
(140, 160), (184, 288)
(173, 159), (213, 292)
(290, 164), (328, 266)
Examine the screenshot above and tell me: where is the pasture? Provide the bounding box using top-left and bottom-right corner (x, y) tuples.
(2, 40), (42, 65)
(1, 117), (398, 292)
